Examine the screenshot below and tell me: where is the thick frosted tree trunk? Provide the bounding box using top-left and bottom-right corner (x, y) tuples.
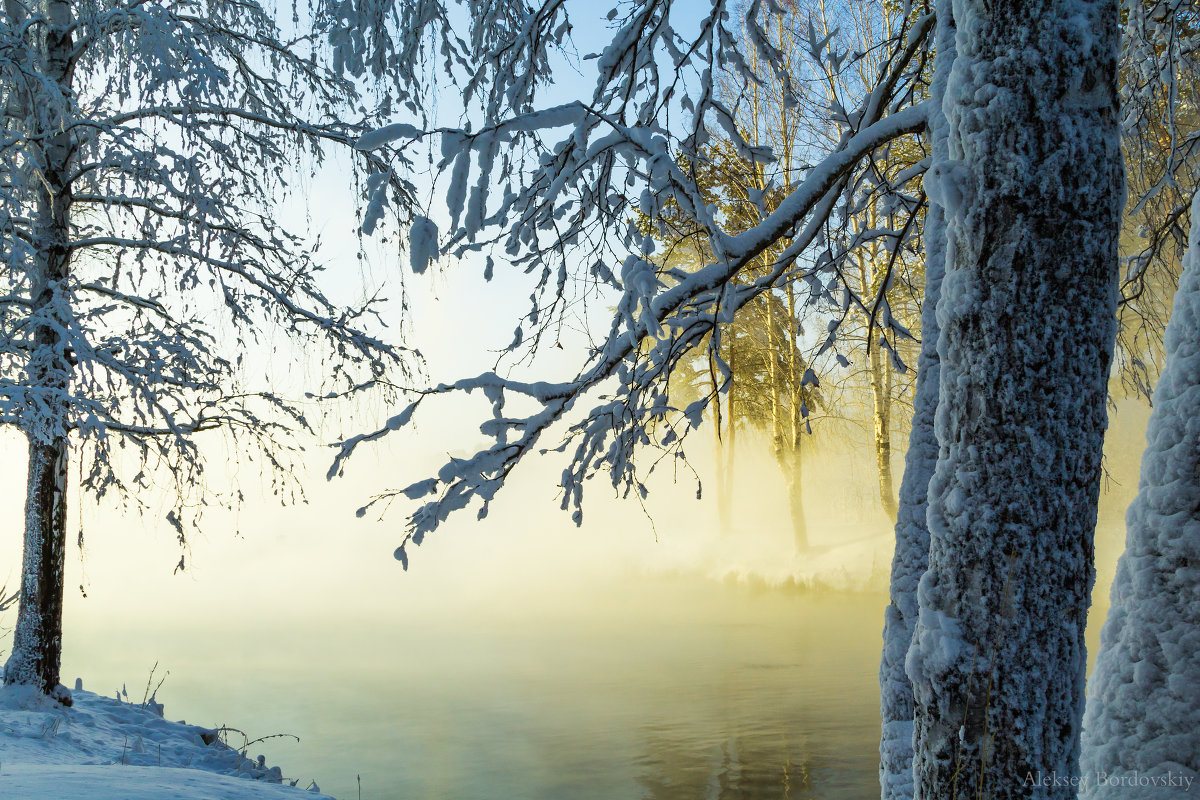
(3, 0), (76, 700)
(906, 2), (1121, 798)
(870, 339), (898, 522)
(1079, 194), (1200, 797)
(878, 5), (954, 798)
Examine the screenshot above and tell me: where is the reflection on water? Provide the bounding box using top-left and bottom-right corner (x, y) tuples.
(62, 577), (885, 800)
(636, 728), (817, 799)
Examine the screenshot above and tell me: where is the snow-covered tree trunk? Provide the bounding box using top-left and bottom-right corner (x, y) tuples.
(2, 0), (76, 699)
(906, 1), (1121, 797)
(1078, 194), (1200, 797)
(878, 4), (954, 797)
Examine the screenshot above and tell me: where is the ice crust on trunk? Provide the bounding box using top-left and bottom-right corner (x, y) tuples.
(878, 4), (954, 799)
(905, 1), (1122, 798)
(1079, 194), (1200, 798)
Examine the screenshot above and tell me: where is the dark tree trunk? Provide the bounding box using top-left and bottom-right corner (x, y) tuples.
(4, 438), (70, 699)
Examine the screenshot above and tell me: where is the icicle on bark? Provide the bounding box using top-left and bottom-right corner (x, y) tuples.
(906, 1), (1122, 797)
(878, 3), (954, 798)
(1079, 193), (1200, 797)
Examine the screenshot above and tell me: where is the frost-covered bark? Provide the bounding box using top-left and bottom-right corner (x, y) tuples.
(906, 1), (1121, 797)
(2, 0), (78, 698)
(1113, 0), (1200, 397)
(1079, 194), (1200, 798)
(878, 4), (954, 797)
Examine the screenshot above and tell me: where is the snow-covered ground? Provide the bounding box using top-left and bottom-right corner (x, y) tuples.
(0, 684), (335, 799)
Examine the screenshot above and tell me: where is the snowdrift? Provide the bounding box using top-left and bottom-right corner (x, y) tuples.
(0, 683), (334, 800)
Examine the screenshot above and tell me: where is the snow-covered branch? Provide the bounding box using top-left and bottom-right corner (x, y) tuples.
(0, 0), (423, 555)
(340, 0), (933, 562)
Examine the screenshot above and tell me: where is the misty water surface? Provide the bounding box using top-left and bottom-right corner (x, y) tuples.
(64, 575), (885, 800)
(30, 412), (1138, 800)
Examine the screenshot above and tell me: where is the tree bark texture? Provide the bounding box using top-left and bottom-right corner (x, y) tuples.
(907, 1), (1121, 797)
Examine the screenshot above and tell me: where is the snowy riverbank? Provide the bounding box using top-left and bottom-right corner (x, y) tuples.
(0, 683), (335, 799)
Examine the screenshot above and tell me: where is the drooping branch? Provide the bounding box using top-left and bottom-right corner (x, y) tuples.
(340, 61), (930, 560)
(0, 0), (423, 557)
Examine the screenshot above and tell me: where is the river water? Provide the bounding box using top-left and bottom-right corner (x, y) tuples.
(37, 501), (1127, 800)
(62, 576), (886, 800)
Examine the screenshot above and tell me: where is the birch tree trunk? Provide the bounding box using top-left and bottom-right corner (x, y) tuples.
(871, 337), (898, 523)
(724, 344), (737, 532)
(878, 4), (954, 797)
(785, 434), (806, 551)
(1079, 194), (1200, 797)
(708, 340), (734, 535)
(907, 1), (1121, 797)
(3, 0), (77, 699)
(858, 202), (899, 525)
(709, 353), (732, 536)
(786, 285), (808, 552)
